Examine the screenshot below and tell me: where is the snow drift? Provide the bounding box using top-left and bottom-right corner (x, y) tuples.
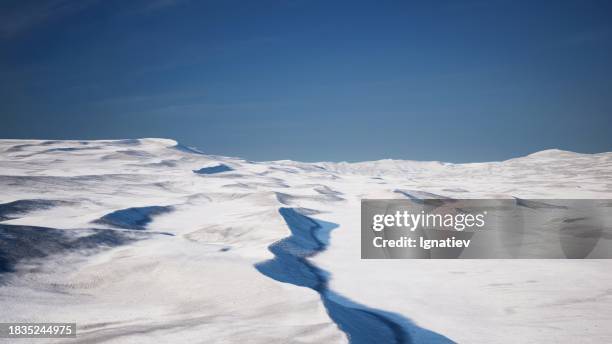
(0, 138), (611, 343)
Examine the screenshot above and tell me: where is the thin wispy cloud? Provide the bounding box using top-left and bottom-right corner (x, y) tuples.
(0, 0), (99, 38)
(0, 0), (190, 39)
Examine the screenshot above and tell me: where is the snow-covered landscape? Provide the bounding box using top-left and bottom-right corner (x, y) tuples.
(1, 138), (611, 343)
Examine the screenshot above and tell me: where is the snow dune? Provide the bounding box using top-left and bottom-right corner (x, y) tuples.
(0, 138), (611, 343)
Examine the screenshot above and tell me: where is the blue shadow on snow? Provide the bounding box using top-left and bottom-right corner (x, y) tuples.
(193, 164), (233, 175)
(94, 206), (173, 230)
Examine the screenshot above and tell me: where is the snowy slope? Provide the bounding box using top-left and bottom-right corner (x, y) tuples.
(0, 138), (611, 343)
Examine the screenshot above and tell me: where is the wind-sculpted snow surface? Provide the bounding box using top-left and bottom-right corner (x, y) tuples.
(0, 139), (611, 343)
(0, 199), (71, 221)
(0, 224), (150, 276)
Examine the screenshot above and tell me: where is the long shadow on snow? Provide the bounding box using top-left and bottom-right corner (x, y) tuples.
(193, 164), (233, 175)
(0, 199), (72, 222)
(255, 208), (454, 344)
(0, 224), (154, 278)
(94, 206), (173, 230)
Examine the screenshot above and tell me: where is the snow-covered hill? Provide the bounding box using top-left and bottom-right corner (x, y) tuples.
(1, 139), (611, 343)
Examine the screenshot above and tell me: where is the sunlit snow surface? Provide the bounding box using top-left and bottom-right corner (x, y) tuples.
(1, 138), (611, 343)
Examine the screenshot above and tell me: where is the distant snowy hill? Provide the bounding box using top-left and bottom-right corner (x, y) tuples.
(1, 139), (611, 343)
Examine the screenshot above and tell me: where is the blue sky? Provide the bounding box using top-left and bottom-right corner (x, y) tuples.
(1, 0), (611, 162)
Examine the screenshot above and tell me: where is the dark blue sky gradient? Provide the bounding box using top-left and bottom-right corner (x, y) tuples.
(1, 0), (611, 162)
